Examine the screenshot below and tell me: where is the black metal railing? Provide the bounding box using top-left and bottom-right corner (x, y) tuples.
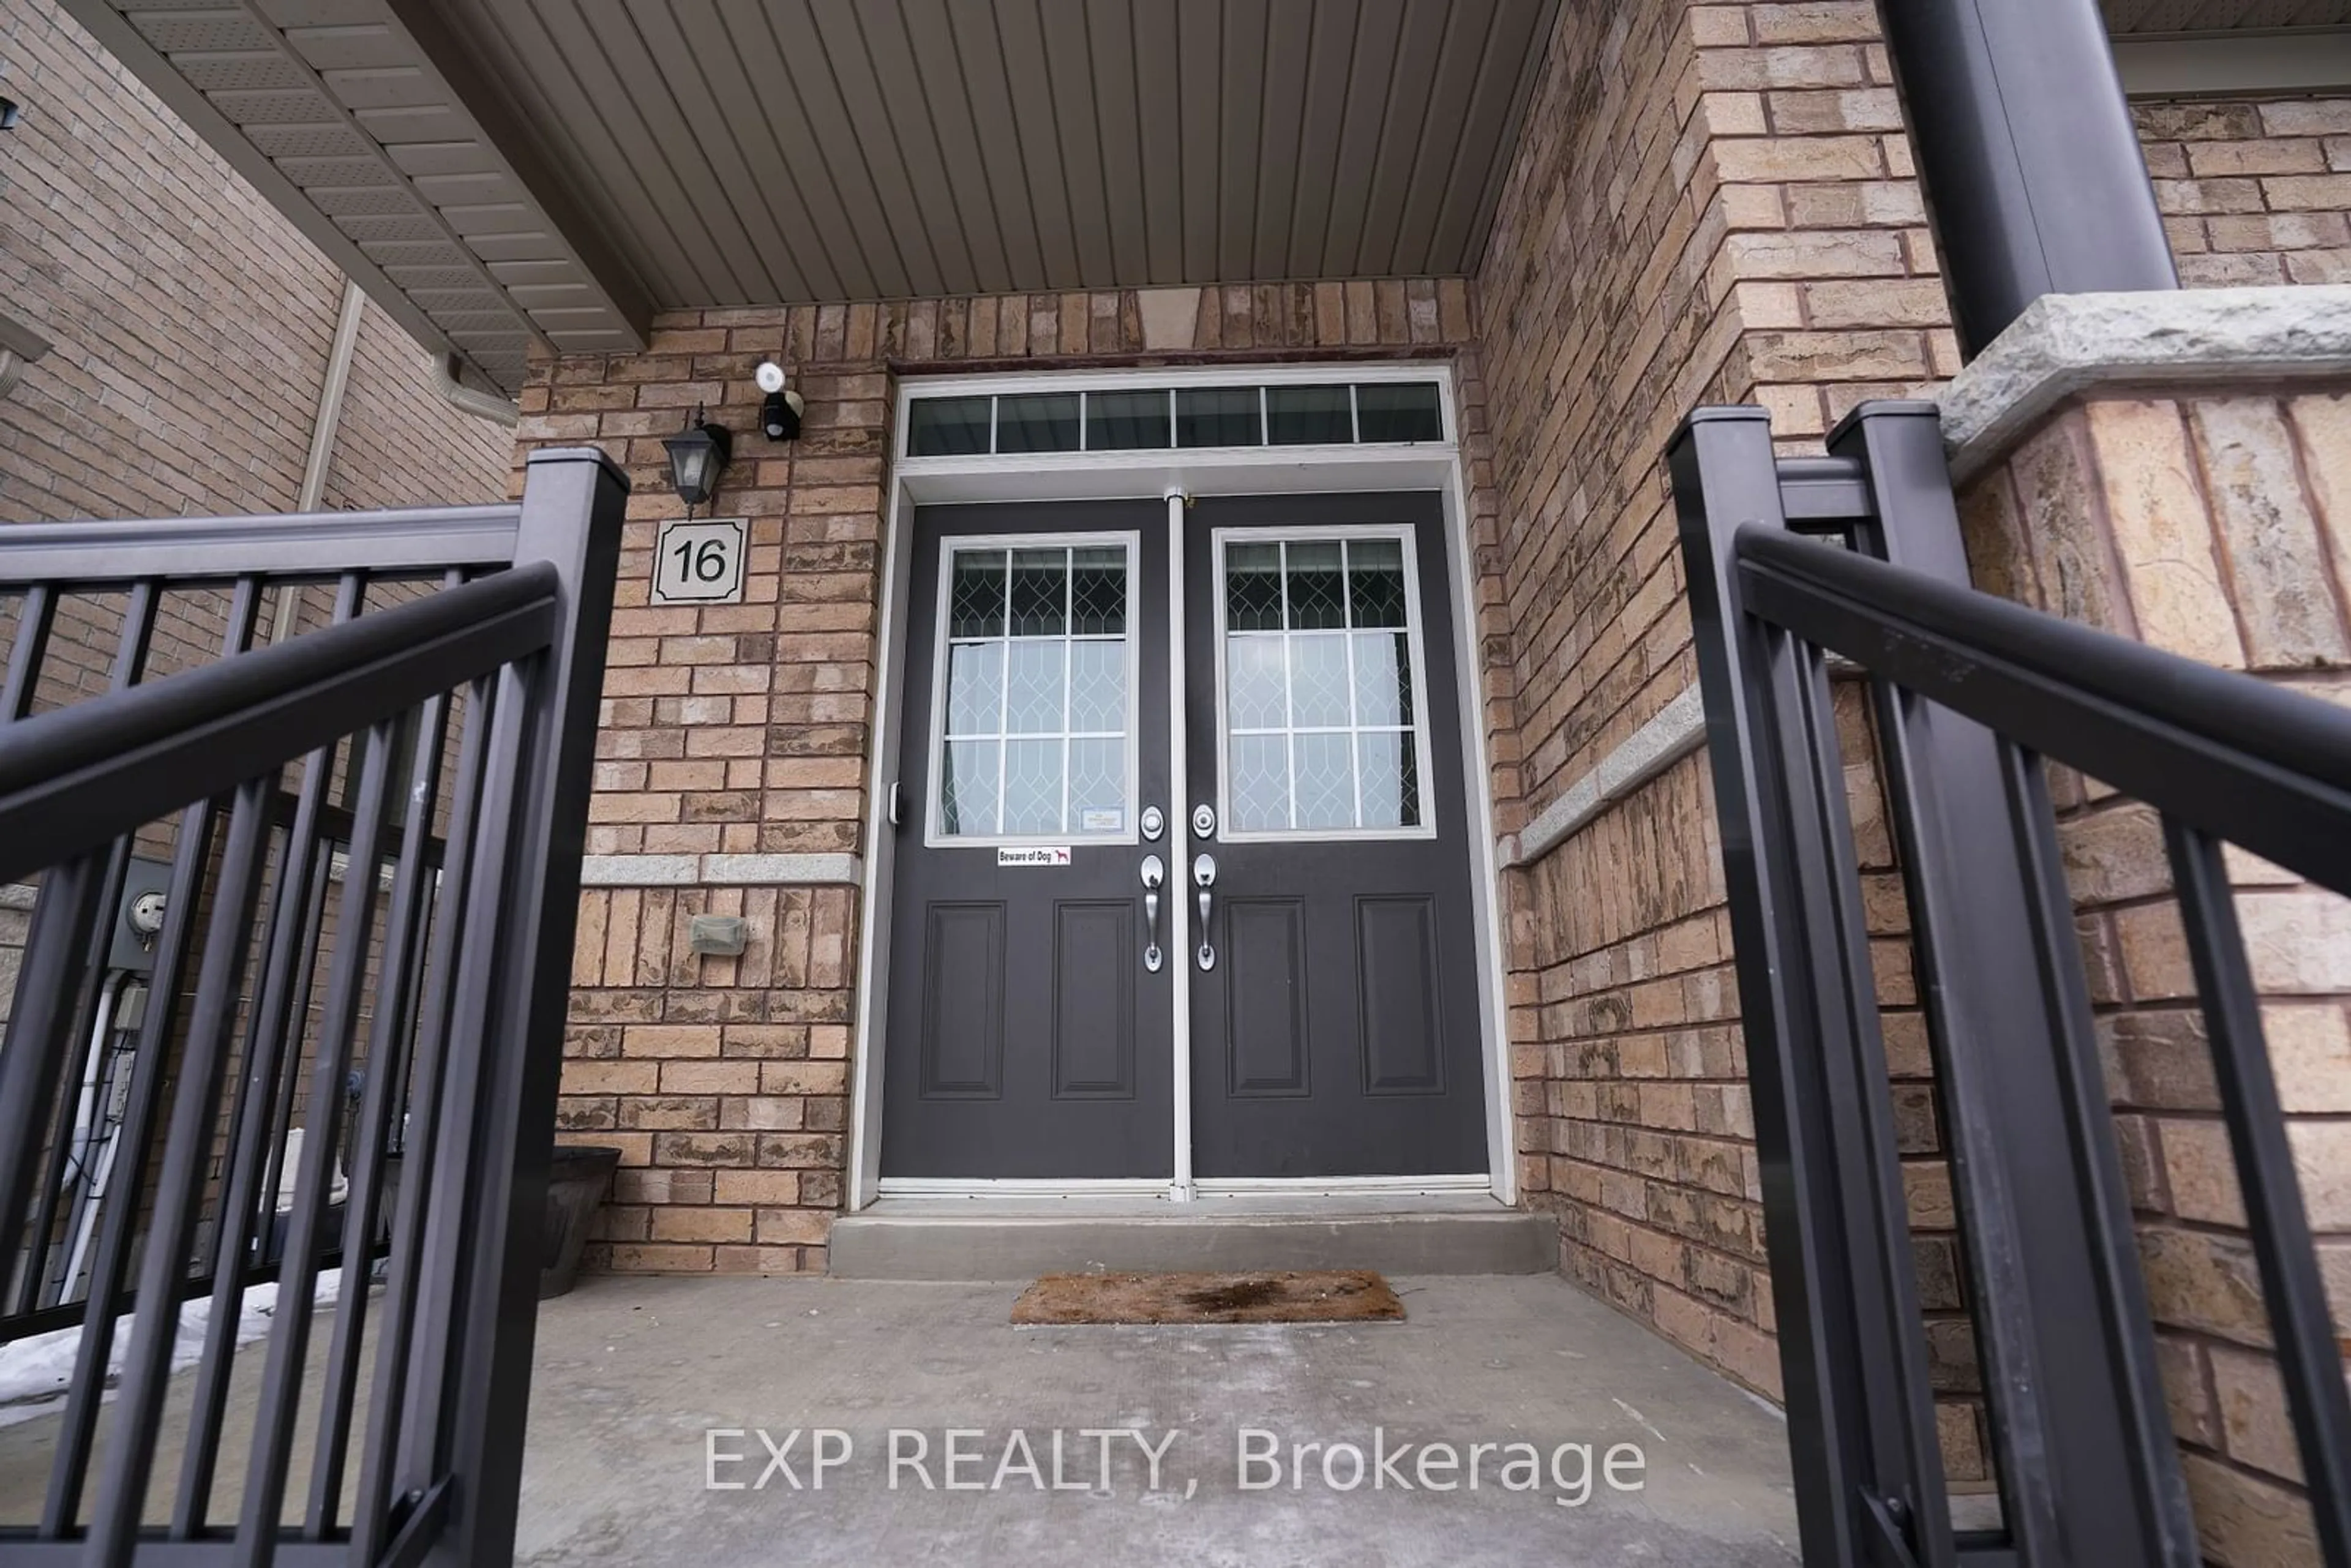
(0, 448), (626, 1567)
(1670, 402), (2351, 1568)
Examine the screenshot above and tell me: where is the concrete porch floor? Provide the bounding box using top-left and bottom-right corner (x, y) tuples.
(516, 1272), (1798, 1566)
(2, 1272), (1801, 1564)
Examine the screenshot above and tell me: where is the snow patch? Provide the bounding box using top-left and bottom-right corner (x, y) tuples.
(0, 1269), (342, 1428)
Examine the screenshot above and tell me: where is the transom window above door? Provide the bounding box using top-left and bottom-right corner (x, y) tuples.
(902, 380), (1447, 459)
(1217, 531), (1436, 839)
(929, 539), (1137, 844)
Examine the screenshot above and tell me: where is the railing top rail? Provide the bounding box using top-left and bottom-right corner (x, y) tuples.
(1734, 522), (2351, 893)
(0, 502), (524, 585)
(0, 563), (558, 882)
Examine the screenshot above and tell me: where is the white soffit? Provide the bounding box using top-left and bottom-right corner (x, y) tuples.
(59, 0), (653, 395)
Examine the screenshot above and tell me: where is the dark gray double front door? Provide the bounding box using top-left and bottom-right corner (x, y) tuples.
(880, 493), (1487, 1181)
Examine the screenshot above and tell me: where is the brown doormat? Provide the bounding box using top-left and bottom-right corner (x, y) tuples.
(1010, 1269), (1405, 1325)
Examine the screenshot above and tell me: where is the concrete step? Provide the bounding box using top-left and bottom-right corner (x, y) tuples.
(828, 1194), (1556, 1280)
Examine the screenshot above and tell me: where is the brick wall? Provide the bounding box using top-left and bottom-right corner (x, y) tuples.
(522, 283), (1489, 1275)
(1475, 0), (1957, 1417)
(2140, 96), (2351, 288)
(1959, 390), (2351, 1566)
(0, 0), (510, 525)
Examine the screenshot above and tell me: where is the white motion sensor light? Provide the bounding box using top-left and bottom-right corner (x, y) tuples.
(754, 361), (803, 441)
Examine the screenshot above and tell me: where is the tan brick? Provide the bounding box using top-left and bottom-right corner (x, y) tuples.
(1711, 135), (1884, 184)
(658, 1060), (762, 1095)
(561, 1060), (659, 1096)
(650, 1207), (755, 1245)
(760, 1060), (849, 1097)
(621, 1024), (723, 1058)
(2269, 1004), (2351, 1113)
(2158, 1117), (2243, 1226)
(2188, 397), (2350, 667)
(713, 1169), (801, 1206)
(2080, 399), (2245, 665)
(2138, 1226), (2270, 1343)
(601, 1244), (714, 1272)
(2182, 1452), (2321, 1565)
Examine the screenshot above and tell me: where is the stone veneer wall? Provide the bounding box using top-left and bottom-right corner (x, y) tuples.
(2140, 96), (2351, 288)
(1472, 0), (1970, 1450)
(520, 282), (1493, 1274)
(1957, 384), (2351, 1567)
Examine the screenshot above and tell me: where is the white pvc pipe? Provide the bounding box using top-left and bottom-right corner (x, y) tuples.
(55, 973), (125, 1303)
(298, 279), (368, 514)
(272, 279), (369, 647)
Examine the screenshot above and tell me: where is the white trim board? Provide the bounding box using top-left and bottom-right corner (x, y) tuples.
(847, 359), (1515, 1213)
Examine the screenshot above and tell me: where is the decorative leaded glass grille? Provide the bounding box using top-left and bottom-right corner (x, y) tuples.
(936, 542), (1133, 839)
(1221, 535), (1427, 835)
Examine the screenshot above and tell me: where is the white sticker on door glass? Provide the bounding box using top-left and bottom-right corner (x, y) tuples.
(936, 542), (1132, 840)
(1221, 536), (1425, 835)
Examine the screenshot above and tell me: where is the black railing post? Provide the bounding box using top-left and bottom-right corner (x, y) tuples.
(1873, 0), (2175, 357)
(1828, 402), (2199, 1566)
(1669, 408), (1951, 1567)
(427, 447), (627, 1568)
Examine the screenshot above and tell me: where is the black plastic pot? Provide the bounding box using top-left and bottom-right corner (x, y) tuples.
(539, 1144), (621, 1298)
(378, 1143), (621, 1299)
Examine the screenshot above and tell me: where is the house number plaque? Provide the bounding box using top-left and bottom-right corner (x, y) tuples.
(651, 517), (748, 605)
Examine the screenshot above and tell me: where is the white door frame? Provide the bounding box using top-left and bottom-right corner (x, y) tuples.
(846, 361), (1513, 1209)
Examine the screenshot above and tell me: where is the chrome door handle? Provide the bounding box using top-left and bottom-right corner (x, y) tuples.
(1193, 853), (1217, 972)
(1141, 855), (1165, 973)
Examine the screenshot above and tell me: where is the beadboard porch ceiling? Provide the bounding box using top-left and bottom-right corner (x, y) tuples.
(58, 0), (1559, 397)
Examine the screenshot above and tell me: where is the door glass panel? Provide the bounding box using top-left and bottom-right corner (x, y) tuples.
(945, 642), (1004, 732)
(940, 740), (1000, 835)
(1070, 547), (1127, 633)
(1284, 542), (1347, 629)
(1009, 547), (1067, 634)
(1067, 640), (1127, 731)
(1293, 732), (1356, 830)
(1001, 739), (1063, 833)
(950, 550), (1008, 636)
(1349, 539), (1410, 627)
(1288, 633), (1351, 727)
(1218, 535), (1430, 836)
(935, 541), (1134, 841)
(1229, 733), (1289, 835)
(1350, 630), (1413, 727)
(1226, 543), (1284, 629)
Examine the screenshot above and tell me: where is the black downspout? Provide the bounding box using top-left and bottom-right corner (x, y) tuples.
(1874, 0), (2178, 359)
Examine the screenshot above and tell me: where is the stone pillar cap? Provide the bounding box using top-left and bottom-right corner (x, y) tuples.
(1939, 285), (2351, 482)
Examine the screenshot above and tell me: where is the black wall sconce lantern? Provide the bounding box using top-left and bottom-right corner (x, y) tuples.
(662, 403), (730, 514)
(756, 360), (803, 441)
